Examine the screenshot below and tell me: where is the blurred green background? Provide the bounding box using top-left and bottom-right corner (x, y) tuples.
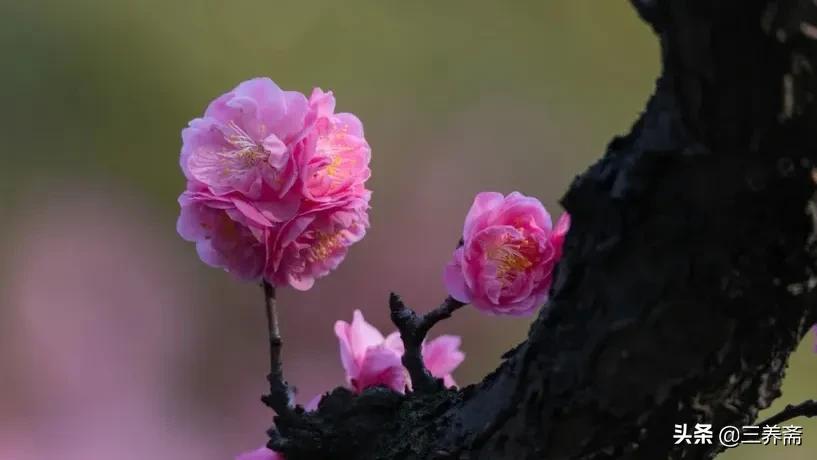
(0, 1), (813, 459)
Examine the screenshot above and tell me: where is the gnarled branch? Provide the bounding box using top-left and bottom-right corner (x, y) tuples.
(272, 1), (817, 458)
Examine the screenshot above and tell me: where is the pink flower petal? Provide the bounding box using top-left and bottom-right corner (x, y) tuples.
(304, 393), (323, 412)
(463, 191), (504, 240)
(348, 310), (386, 358)
(443, 249), (471, 303)
(423, 335), (465, 378)
(354, 344), (406, 393)
(383, 331), (405, 355)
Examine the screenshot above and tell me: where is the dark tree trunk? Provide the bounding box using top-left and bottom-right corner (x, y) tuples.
(273, 1), (817, 458)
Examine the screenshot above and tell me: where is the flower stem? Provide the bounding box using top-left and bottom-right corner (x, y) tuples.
(261, 280), (292, 416)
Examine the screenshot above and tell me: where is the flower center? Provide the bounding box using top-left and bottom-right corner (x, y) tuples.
(236, 147), (267, 167)
(488, 237), (536, 285)
(225, 121), (268, 167)
(324, 153), (345, 178)
(307, 231), (345, 262)
(313, 125), (357, 187)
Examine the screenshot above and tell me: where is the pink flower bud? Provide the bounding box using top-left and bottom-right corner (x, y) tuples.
(444, 192), (570, 316)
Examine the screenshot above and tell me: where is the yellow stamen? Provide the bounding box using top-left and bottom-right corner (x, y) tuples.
(324, 154), (345, 178)
(237, 147), (266, 167)
(489, 238), (536, 284)
(307, 231), (345, 262)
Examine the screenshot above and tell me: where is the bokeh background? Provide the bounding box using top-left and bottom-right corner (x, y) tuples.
(0, 1), (814, 459)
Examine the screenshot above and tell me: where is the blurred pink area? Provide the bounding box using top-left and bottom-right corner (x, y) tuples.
(1, 183), (214, 459)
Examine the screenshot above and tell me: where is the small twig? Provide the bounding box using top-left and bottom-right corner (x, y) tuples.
(757, 400), (817, 426)
(389, 293), (465, 393)
(420, 296), (467, 333)
(260, 280), (293, 416)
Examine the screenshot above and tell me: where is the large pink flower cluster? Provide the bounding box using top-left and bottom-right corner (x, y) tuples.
(444, 192), (570, 316)
(177, 78), (372, 290)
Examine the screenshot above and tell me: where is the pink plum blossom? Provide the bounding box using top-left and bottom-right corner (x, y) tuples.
(265, 196), (370, 291)
(334, 309), (406, 393)
(334, 310), (464, 393)
(182, 78), (309, 202)
(177, 188), (266, 281)
(236, 447), (283, 460)
(177, 78), (372, 289)
(301, 89), (371, 203)
(444, 192), (570, 316)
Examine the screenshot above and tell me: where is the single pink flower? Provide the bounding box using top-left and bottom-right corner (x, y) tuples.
(444, 192), (570, 316)
(334, 310), (464, 393)
(334, 310), (406, 393)
(177, 189), (267, 281)
(181, 78), (309, 202)
(301, 89), (372, 203)
(235, 446), (283, 460)
(265, 197), (370, 291)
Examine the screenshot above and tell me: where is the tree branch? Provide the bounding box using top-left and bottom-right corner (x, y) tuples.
(758, 400), (817, 427)
(272, 1), (817, 458)
(389, 293), (465, 393)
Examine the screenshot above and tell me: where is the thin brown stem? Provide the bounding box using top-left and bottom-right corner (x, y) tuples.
(261, 280), (292, 416)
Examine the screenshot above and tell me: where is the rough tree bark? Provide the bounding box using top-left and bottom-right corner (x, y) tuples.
(271, 1), (817, 458)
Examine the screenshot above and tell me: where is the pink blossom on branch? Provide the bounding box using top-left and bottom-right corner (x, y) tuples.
(239, 323), (464, 458)
(334, 310), (406, 393)
(334, 310), (464, 394)
(444, 192), (570, 316)
(177, 78), (372, 289)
